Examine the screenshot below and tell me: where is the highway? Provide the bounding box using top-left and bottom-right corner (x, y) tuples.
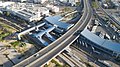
(96, 0), (120, 29)
(25, 0), (92, 66)
(13, 0), (92, 66)
(93, 9), (120, 41)
(95, 0), (120, 41)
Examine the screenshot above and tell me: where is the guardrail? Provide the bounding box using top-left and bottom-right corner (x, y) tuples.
(96, 0), (120, 29)
(13, 0), (92, 66)
(24, 0), (92, 66)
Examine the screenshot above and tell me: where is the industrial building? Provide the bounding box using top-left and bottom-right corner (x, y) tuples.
(80, 29), (120, 60)
(20, 15), (74, 46)
(0, 2), (49, 22)
(10, 0), (55, 3)
(45, 15), (74, 33)
(29, 26), (56, 46)
(17, 15), (74, 46)
(17, 22), (55, 46)
(60, 0), (79, 6)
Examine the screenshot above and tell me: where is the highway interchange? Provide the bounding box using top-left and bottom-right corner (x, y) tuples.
(0, 0), (119, 67)
(95, 0), (120, 42)
(14, 0), (92, 66)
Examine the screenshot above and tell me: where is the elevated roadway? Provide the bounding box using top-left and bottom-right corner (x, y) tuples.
(95, 0), (120, 27)
(95, 0), (120, 41)
(26, 0), (92, 66)
(13, 0), (92, 66)
(93, 9), (120, 41)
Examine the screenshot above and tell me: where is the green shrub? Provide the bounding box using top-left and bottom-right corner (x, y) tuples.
(51, 59), (62, 67)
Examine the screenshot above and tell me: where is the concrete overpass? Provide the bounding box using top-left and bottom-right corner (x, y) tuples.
(96, 0), (120, 29)
(26, 0), (92, 65)
(13, 0), (92, 66)
(96, 0), (120, 41)
(20, 0), (91, 67)
(93, 9), (120, 41)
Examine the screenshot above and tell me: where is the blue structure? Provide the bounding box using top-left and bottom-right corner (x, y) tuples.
(17, 23), (45, 40)
(30, 26), (55, 46)
(45, 15), (74, 31)
(81, 29), (120, 58)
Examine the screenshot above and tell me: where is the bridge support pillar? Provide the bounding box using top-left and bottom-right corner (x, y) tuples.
(65, 46), (72, 53)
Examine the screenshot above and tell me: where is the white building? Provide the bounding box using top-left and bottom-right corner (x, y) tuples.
(60, 0), (79, 6)
(19, 0), (27, 2)
(11, 0), (27, 2)
(41, 0), (48, 3)
(33, 0), (48, 3)
(111, 0), (120, 2)
(46, 4), (60, 12)
(0, 2), (49, 22)
(103, 4), (109, 8)
(11, 0), (48, 3)
(0, 1), (15, 8)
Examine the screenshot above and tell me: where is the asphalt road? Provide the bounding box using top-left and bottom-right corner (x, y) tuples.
(95, 11), (119, 39)
(24, 0), (92, 66)
(13, 0), (92, 66)
(96, 0), (120, 28)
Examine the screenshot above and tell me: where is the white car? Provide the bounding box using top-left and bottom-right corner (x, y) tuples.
(34, 53), (39, 57)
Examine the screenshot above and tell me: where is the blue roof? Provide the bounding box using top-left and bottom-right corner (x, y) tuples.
(37, 37), (49, 46)
(30, 26), (55, 46)
(81, 29), (120, 53)
(103, 41), (120, 53)
(45, 15), (73, 29)
(81, 29), (105, 45)
(32, 26), (55, 37)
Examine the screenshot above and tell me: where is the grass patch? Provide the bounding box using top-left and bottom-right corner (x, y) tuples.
(84, 62), (94, 67)
(92, 1), (99, 8)
(0, 22), (17, 32)
(0, 21), (17, 41)
(0, 32), (10, 40)
(10, 41), (21, 48)
(10, 41), (27, 53)
(76, 2), (81, 6)
(62, 7), (74, 13)
(10, 41), (26, 48)
(44, 64), (49, 67)
(51, 59), (62, 67)
(0, 28), (11, 41)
